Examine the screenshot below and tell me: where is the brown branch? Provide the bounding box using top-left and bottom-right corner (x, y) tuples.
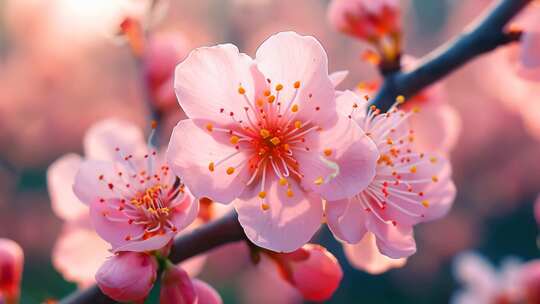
(59, 0), (533, 302)
(371, 0), (530, 112)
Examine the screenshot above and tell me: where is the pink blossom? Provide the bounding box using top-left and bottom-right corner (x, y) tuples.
(168, 31), (378, 252)
(452, 253), (540, 304)
(0, 239), (23, 304)
(160, 265), (222, 304)
(264, 244), (343, 301)
(96, 252), (158, 302)
(343, 232), (406, 274)
(73, 118), (198, 253)
(326, 90), (456, 259)
(513, 3), (540, 81)
(327, 0), (401, 60)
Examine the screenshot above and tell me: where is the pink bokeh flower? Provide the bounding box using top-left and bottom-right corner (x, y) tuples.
(326, 90), (456, 259)
(452, 253), (540, 304)
(168, 31), (378, 252)
(343, 232), (406, 274)
(160, 265), (222, 304)
(96, 252), (158, 302)
(262, 244), (343, 302)
(73, 119), (198, 253)
(327, 0), (401, 61)
(0, 239), (23, 304)
(512, 3), (540, 81)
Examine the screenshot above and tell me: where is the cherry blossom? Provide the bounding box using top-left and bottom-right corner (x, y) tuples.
(0, 239), (23, 304)
(343, 232), (406, 274)
(168, 31), (378, 252)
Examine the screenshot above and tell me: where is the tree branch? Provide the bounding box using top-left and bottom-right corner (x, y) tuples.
(59, 212), (246, 304)
(59, 0), (532, 303)
(371, 0), (530, 112)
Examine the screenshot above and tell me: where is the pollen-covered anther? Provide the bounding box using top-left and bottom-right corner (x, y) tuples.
(323, 149), (332, 157)
(260, 129), (270, 139)
(270, 137), (281, 146)
(208, 162), (215, 172)
(264, 90), (271, 97)
(291, 104), (299, 112)
(261, 203), (270, 211)
(275, 84), (284, 91)
(430, 157), (438, 163)
(267, 95), (276, 103)
(294, 120), (302, 129)
(314, 176), (324, 186)
(294, 81), (301, 89)
(238, 86), (246, 94)
(226, 167), (235, 175)
(421, 200), (430, 208)
(258, 191), (267, 199)
(230, 135), (239, 145)
(386, 138), (393, 145)
(256, 99), (264, 107)
(206, 123), (214, 132)
(412, 106), (421, 113)
(396, 95), (405, 104)
(286, 188), (294, 197)
(279, 177), (288, 186)
(432, 176), (439, 182)
(409, 166), (417, 173)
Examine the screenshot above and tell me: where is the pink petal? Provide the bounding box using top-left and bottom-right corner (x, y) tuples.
(167, 119), (250, 203)
(343, 232), (406, 274)
(329, 70), (349, 88)
(52, 218), (110, 287)
(255, 31), (337, 127)
(160, 266), (196, 304)
(0, 238), (23, 301)
(83, 118), (146, 162)
(367, 220), (416, 259)
(235, 175), (323, 253)
(170, 189), (199, 232)
(409, 103), (461, 153)
(114, 233), (174, 253)
(192, 279), (223, 304)
(73, 160), (118, 205)
(325, 199), (368, 244)
(301, 114), (378, 201)
(174, 44), (260, 123)
(453, 252), (498, 296)
(47, 153), (88, 220)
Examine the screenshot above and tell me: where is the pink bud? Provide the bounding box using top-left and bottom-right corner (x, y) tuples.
(521, 261), (540, 303)
(0, 239), (24, 303)
(277, 244), (343, 302)
(192, 279), (223, 304)
(160, 265), (196, 304)
(328, 0), (400, 41)
(96, 252), (157, 302)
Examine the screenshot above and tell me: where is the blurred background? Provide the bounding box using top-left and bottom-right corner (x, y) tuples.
(0, 0), (539, 303)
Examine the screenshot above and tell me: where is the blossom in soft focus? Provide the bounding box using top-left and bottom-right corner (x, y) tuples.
(343, 232), (406, 274)
(327, 0), (401, 61)
(168, 31), (378, 252)
(160, 265), (222, 304)
(326, 91), (456, 259)
(264, 244), (343, 301)
(73, 119), (198, 253)
(452, 252), (540, 304)
(145, 32), (190, 113)
(96, 252), (157, 302)
(513, 3), (540, 81)
(0, 239), (23, 304)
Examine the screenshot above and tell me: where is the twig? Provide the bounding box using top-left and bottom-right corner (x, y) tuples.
(371, 0), (530, 112)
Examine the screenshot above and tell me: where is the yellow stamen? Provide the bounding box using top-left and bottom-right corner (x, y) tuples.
(396, 95), (405, 104)
(387, 138), (393, 145)
(258, 191), (266, 199)
(291, 104), (299, 112)
(230, 136), (239, 145)
(323, 149), (332, 157)
(275, 84), (283, 91)
(267, 95), (276, 103)
(412, 106), (421, 113)
(208, 162), (215, 172)
(261, 203), (270, 211)
(409, 166), (417, 173)
(206, 123), (213, 132)
(287, 188), (294, 197)
(314, 177), (324, 185)
(270, 137), (281, 146)
(283, 144), (290, 151)
(294, 120), (302, 129)
(294, 81), (301, 89)
(264, 90), (271, 96)
(430, 157), (438, 163)
(256, 99), (264, 107)
(226, 167), (235, 175)
(279, 178), (287, 186)
(421, 200), (430, 208)
(432, 176), (439, 182)
(238, 87), (246, 94)
(260, 129), (270, 138)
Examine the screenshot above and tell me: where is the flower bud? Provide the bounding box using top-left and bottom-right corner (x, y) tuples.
(0, 239), (24, 304)
(96, 252), (157, 302)
(160, 265), (223, 304)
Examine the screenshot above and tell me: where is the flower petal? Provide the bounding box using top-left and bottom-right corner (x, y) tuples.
(167, 119), (250, 203)
(367, 219), (416, 259)
(329, 70), (349, 88)
(47, 153), (88, 221)
(73, 160), (119, 205)
(255, 31), (337, 126)
(174, 44), (260, 123)
(343, 232), (406, 274)
(235, 175), (323, 253)
(325, 199), (368, 244)
(83, 118), (146, 161)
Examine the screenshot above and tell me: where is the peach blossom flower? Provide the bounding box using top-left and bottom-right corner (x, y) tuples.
(168, 31), (378, 252)
(160, 265), (222, 304)
(0, 239), (23, 304)
(73, 119), (198, 253)
(452, 253), (540, 304)
(512, 3), (540, 81)
(96, 252), (158, 302)
(343, 232), (406, 274)
(327, 0), (401, 60)
(262, 244), (343, 302)
(326, 90), (456, 259)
